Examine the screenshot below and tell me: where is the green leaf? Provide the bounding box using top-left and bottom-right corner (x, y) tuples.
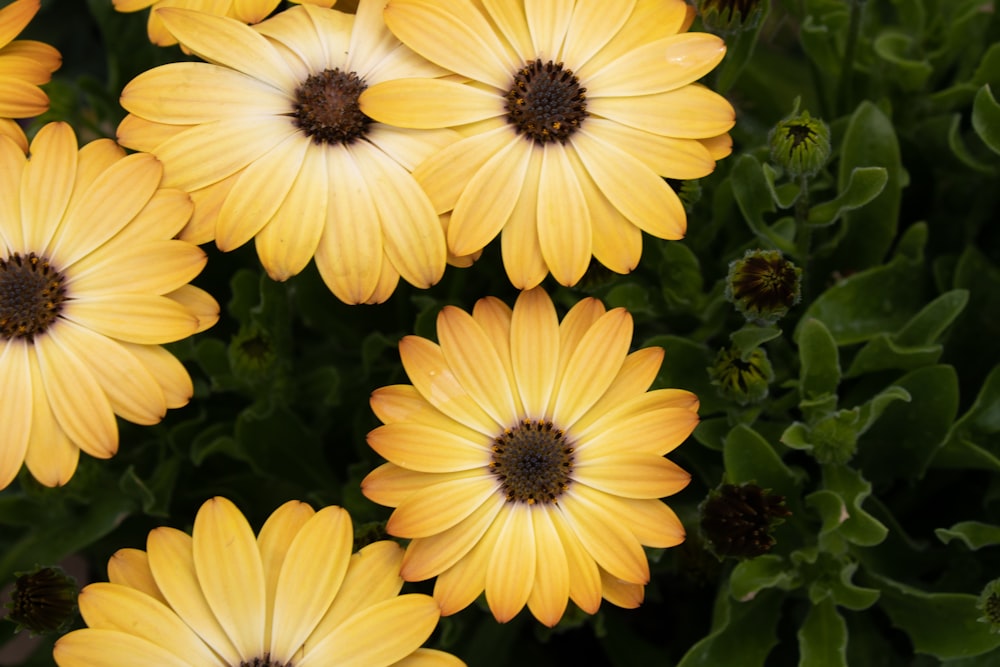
(935, 521), (1000, 550)
(830, 102), (905, 270)
(729, 154), (798, 256)
(604, 282), (655, 315)
(871, 573), (1000, 659)
(730, 325), (782, 359)
(675, 588), (782, 667)
(658, 242), (705, 312)
(934, 365), (1000, 471)
(762, 162), (802, 209)
(809, 465), (888, 548)
(947, 113), (997, 173)
(873, 30), (933, 92)
(799, 224), (926, 345)
(645, 335), (723, 415)
(724, 424), (804, 495)
(806, 167), (887, 227)
(797, 318), (841, 399)
(973, 84), (1000, 155)
(854, 385), (912, 436)
(858, 365), (960, 481)
(730, 554), (799, 601)
(798, 596), (848, 667)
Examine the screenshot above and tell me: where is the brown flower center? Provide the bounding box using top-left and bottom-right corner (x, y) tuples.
(293, 68), (372, 145)
(0, 252), (67, 342)
(505, 60), (588, 144)
(239, 657), (291, 667)
(490, 419), (575, 504)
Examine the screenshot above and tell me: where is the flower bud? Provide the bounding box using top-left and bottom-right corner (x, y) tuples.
(725, 249), (802, 324)
(5, 566), (77, 635)
(709, 346), (774, 405)
(768, 109), (831, 178)
(978, 578), (1000, 634)
(700, 483), (791, 559)
(699, 0), (765, 32)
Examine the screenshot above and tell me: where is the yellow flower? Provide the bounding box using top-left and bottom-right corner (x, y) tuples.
(0, 122), (217, 490)
(0, 0), (61, 151)
(362, 288), (699, 626)
(54, 497), (465, 667)
(360, 0), (736, 288)
(118, 2), (456, 304)
(112, 0), (337, 48)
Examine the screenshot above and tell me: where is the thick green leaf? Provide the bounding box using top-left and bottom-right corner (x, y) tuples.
(871, 573), (1000, 659)
(946, 113), (997, 173)
(806, 167), (887, 227)
(973, 84), (1000, 155)
(830, 102), (905, 270)
(730, 154), (798, 256)
(809, 465), (888, 549)
(762, 162), (802, 209)
(730, 554), (799, 602)
(873, 30), (933, 92)
(797, 318), (841, 399)
(724, 424), (805, 494)
(730, 325), (782, 359)
(935, 521), (1000, 550)
(934, 365), (1000, 470)
(676, 588), (782, 667)
(854, 385), (912, 436)
(798, 596), (848, 667)
(799, 224), (926, 345)
(858, 365), (960, 480)
(658, 241), (705, 312)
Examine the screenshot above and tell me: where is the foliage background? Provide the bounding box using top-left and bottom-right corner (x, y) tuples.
(3, 0), (1000, 664)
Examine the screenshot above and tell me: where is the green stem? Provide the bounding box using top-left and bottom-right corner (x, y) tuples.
(837, 0), (866, 114)
(795, 174), (812, 261)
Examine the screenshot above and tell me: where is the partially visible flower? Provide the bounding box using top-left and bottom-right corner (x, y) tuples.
(118, 2), (457, 304)
(5, 566), (77, 635)
(978, 578), (1000, 634)
(361, 0), (735, 289)
(0, 122), (218, 490)
(725, 249), (802, 324)
(699, 483), (790, 559)
(363, 288), (699, 626)
(0, 0), (61, 151)
(698, 0), (765, 32)
(709, 346), (774, 405)
(112, 0), (336, 48)
(769, 109), (831, 178)
(53, 497), (465, 667)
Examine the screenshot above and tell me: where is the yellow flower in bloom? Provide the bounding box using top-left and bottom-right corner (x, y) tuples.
(0, 122), (218, 490)
(54, 497), (465, 667)
(0, 0), (61, 151)
(362, 288), (699, 626)
(360, 0), (736, 289)
(112, 0), (337, 48)
(118, 1), (456, 304)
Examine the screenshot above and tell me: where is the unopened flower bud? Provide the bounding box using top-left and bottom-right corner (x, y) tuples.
(700, 483), (791, 559)
(5, 566), (77, 635)
(699, 0), (764, 32)
(726, 249), (802, 324)
(978, 578), (1000, 634)
(769, 110), (831, 178)
(709, 346), (774, 405)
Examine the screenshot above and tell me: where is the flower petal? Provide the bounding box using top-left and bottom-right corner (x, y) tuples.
(537, 142), (591, 286)
(559, 0), (634, 68)
(62, 294), (199, 345)
(600, 569), (644, 609)
(121, 343), (193, 409)
(296, 594), (441, 667)
(485, 502), (535, 623)
(526, 507), (569, 627)
(500, 145), (548, 289)
(21, 122), (76, 252)
(53, 628), (193, 667)
(256, 500), (315, 652)
(0, 76), (48, 116)
(0, 0), (40, 47)
(510, 288), (559, 416)
(388, 474), (498, 538)
(586, 492), (686, 548)
(471, 297), (522, 416)
(525, 0), (572, 59)
(575, 453), (690, 499)
(362, 462), (457, 508)
(570, 347), (665, 431)
(368, 422), (489, 473)
(361, 78), (503, 128)
(588, 84), (735, 139)
(575, 405), (699, 457)
(392, 648), (468, 667)
(107, 548), (167, 606)
(585, 33), (726, 97)
(431, 505), (505, 615)
(548, 507), (601, 613)
(481, 0), (532, 56)
(413, 124), (513, 214)
(558, 491), (649, 584)
(165, 285), (219, 334)
(0, 341), (30, 489)
(585, 117), (716, 179)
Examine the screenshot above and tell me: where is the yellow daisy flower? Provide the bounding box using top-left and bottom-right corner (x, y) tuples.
(0, 0), (61, 151)
(0, 122), (218, 490)
(360, 0), (736, 288)
(362, 288), (699, 626)
(54, 497), (466, 667)
(112, 0), (337, 48)
(117, 1), (457, 304)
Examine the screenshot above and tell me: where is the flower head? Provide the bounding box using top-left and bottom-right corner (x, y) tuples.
(768, 109), (831, 178)
(699, 483), (790, 559)
(708, 345), (773, 405)
(0, 0), (61, 151)
(360, 0), (736, 289)
(362, 288), (699, 626)
(978, 578), (1000, 634)
(698, 0), (765, 32)
(118, 2), (457, 304)
(112, 0), (336, 48)
(5, 566), (78, 635)
(725, 248), (802, 324)
(0, 122), (217, 490)
(53, 497), (464, 667)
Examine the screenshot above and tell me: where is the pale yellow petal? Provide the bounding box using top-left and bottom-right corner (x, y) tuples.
(296, 594), (441, 667)
(23, 380), (78, 488)
(0, 341), (30, 489)
(558, 491), (649, 583)
(574, 405), (699, 458)
(391, 648), (468, 667)
(0, 76), (48, 117)
(368, 422), (489, 473)
(69, 240), (206, 297)
(481, 0), (532, 56)
(471, 296), (523, 416)
(577, 0), (691, 77)
(431, 506), (505, 615)
(362, 462), (453, 508)
(548, 507), (601, 613)
(34, 333), (117, 459)
(387, 474), (497, 538)
(585, 117), (716, 179)
(255, 4), (335, 78)
(0, 0), (40, 48)
(586, 492), (686, 548)
(53, 628), (193, 667)
(121, 343), (193, 409)
(584, 33), (726, 97)
(573, 129), (687, 239)
(256, 500), (315, 652)
(348, 141), (445, 289)
(192, 496), (266, 661)
(107, 548), (167, 606)
(0, 118), (27, 155)
(384, 0), (515, 89)
(485, 502), (534, 623)
(61, 294), (198, 345)
(21, 122), (76, 252)
(500, 142), (547, 289)
(121, 62), (292, 124)
(525, 0), (572, 59)
(526, 507), (569, 627)
(0, 133), (25, 253)
(575, 453), (690, 499)
(600, 569), (644, 609)
(156, 8), (297, 90)
(413, 125), (514, 215)
(701, 132), (733, 160)
(588, 84), (736, 139)
(254, 140), (327, 281)
(229, 0), (282, 24)
(361, 78), (503, 129)
(570, 347), (666, 433)
(510, 288), (558, 416)
(575, 383), (698, 439)
(559, 0), (634, 69)
(398, 335), (496, 435)
(165, 285), (220, 334)
(270, 506), (353, 663)
(537, 142), (591, 286)
(370, 385), (435, 425)
(146, 527), (241, 664)
(345, 0), (393, 75)
(365, 125), (460, 172)
(116, 114), (190, 154)
(77, 583), (224, 665)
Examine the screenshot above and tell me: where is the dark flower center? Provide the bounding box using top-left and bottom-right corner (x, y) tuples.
(0, 252), (67, 342)
(240, 657), (291, 667)
(490, 419), (575, 504)
(8, 566), (77, 635)
(293, 68), (372, 145)
(730, 254), (800, 312)
(505, 60), (588, 144)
